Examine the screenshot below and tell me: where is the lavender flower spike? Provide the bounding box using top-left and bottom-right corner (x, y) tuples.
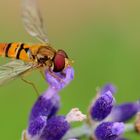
(41, 116), (70, 140)
(28, 116), (46, 138)
(27, 93), (60, 139)
(90, 91), (115, 121)
(100, 83), (116, 95)
(46, 66), (74, 91)
(41, 108), (86, 140)
(95, 122), (125, 140)
(29, 67), (74, 122)
(111, 101), (140, 122)
(29, 93), (60, 122)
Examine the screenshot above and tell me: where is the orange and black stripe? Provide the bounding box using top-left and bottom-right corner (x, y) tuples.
(16, 43), (25, 59)
(15, 43), (32, 61)
(5, 43), (12, 57)
(0, 43), (32, 62)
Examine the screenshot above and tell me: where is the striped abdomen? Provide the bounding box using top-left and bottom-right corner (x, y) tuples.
(0, 43), (34, 62)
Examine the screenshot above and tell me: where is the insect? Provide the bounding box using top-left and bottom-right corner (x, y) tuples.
(0, 0), (72, 92)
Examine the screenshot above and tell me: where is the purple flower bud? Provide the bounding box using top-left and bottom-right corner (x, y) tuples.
(29, 92), (60, 122)
(95, 122), (125, 140)
(41, 116), (70, 140)
(111, 102), (140, 122)
(28, 116), (46, 137)
(90, 91), (115, 121)
(45, 66), (74, 91)
(101, 83), (116, 95)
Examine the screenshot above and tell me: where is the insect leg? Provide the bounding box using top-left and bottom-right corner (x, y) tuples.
(48, 69), (65, 83)
(21, 77), (40, 96)
(39, 69), (46, 81)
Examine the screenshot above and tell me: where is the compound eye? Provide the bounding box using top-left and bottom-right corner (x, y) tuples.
(57, 50), (68, 58)
(53, 54), (65, 72)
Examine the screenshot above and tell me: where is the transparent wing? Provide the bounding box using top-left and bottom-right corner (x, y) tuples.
(21, 0), (49, 43)
(0, 60), (34, 85)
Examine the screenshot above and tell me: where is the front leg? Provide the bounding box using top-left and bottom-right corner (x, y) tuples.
(40, 65), (65, 84)
(48, 68), (65, 83)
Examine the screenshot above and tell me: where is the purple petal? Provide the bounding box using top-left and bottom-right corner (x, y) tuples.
(29, 91), (60, 122)
(101, 83), (116, 95)
(111, 102), (140, 122)
(41, 116), (70, 140)
(90, 91), (115, 121)
(95, 122), (125, 140)
(45, 66), (74, 91)
(28, 116), (46, 137)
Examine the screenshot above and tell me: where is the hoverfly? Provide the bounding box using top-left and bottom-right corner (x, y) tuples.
(0, 0), (72, 90)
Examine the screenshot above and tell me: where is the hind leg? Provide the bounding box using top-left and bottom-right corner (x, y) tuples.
(21, 77), (40, 97)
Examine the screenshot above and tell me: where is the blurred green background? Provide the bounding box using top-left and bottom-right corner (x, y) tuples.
(0, 0), (140, 139)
